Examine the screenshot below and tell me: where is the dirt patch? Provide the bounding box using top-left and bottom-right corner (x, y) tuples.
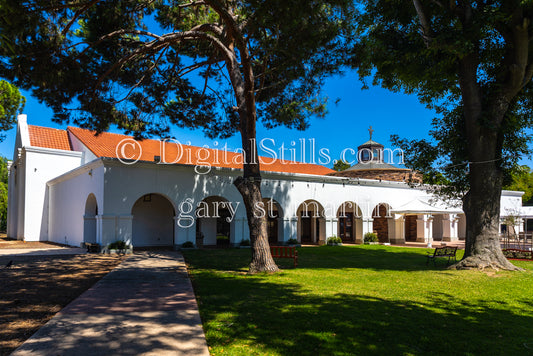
(0, 254), (124, 355)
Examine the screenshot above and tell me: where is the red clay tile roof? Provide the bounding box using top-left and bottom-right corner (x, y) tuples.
(28, 125), (72, 151)
(67, 126), (334, 176)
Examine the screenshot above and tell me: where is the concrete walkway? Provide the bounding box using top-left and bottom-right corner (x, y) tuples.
(0, 247), (87, 256)
(11, 251), (209, 356)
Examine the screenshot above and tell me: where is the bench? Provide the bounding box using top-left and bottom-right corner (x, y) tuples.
(85, 242), (100, 253)
(426, 246), (457, 266)
(270, 246), (298, 267)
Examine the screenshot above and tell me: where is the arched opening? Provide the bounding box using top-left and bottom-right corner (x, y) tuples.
(337, 202), (363, 243)
(404, 215), (417, 242)
(297, 200), (325, 244)
(263, 198), (284, 244)
(372, 203), (392, 243)
(83, 194), (98, 244)
(132, 193), (175, 247)
(196, 196), (235, 247)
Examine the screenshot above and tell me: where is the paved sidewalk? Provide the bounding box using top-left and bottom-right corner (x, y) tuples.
(11, 251), (209, 356)
(0, 247), (87, 256)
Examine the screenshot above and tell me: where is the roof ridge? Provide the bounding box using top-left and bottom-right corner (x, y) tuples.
(28, 124), (67, 132)
(67, 126), (333, 170)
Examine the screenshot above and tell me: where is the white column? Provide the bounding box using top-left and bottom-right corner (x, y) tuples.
(426, 215), (434, 247)
(116, 215), (133, 246)
(296, 215), (302, 243)
(230, 216), (238, 246)
(457, 214), (466, 239)
(355, 218), (363, 244)
(318, 217), (327, 245)
(362, 218), (374, 236)
(416, 214), (434, 246)
(96, 214), (117, 247)
(326, 218), (338, 238)
(442, 214), (459, 242)
(389, 214), (405, 244)
(283, 218), (297, 243)
(174, 216), (194, 246)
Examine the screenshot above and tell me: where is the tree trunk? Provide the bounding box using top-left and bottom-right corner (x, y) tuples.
(453, 48), (522, 271)
(234, 117), (279, 274)
(234, 176), (279, 273)
(225, 36), (279, 274)
(453, 134), (521, 271)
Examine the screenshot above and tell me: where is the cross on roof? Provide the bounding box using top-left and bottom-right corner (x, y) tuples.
(368, 126), (374, 140)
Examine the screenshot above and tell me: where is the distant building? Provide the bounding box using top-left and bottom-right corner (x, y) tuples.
(7, 115), (525, 248)
(329, 128), (422, 183)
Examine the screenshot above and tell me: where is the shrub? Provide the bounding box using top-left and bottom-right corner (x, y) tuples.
(287, 238), (298, 245)
(107, 240), (129, 250)
(327, 236), (342, 245)
(364, 232), (379, 243)
(502, 249), (532, 260)
(182, 241), (195, 248)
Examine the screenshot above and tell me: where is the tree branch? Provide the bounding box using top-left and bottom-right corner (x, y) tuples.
(92, 30), (233, 94)
(76, 29), (163, 59)
(412, 0), (433, 47)
(61, 0), (101, 37)
(489, 14), (531, 122)
(113, 45), (170, 105)
(200, 64), (211, 99)
(98, 29), (163, 42)
(178, 1), (206, 9)
(176, 58), (224, 77)
(190, 23), (224, 37)
(203, 0), (245, 48)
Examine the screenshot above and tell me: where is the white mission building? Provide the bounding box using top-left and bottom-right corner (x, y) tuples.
(7, 115), (526, 248)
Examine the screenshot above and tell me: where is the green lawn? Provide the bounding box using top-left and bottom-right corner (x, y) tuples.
(182, 245), (533, 356)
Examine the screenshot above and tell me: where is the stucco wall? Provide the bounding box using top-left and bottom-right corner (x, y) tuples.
(12, 148), (82, 241)
(500, 190), (524, 216)
(15, 152), (528, 247)
(97, 160), (439, 245)
(48, 162), (104, 246)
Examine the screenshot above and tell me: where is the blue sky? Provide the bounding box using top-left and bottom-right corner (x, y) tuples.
(2, 72), (531, 169)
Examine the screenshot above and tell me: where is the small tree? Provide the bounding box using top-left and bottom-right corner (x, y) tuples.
(0, 156), (8, 231)
(501, 208), (523, 249)
(0, 80), (24, 140)
(504, 165), (533, 205)
(333, 159), (351, 172)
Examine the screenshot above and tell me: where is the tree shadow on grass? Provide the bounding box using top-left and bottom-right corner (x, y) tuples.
(191, 273), (533, 355)
(184, 245), (463, 272)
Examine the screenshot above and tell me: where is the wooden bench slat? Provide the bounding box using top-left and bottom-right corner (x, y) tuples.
(270, 246), (298, 267)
